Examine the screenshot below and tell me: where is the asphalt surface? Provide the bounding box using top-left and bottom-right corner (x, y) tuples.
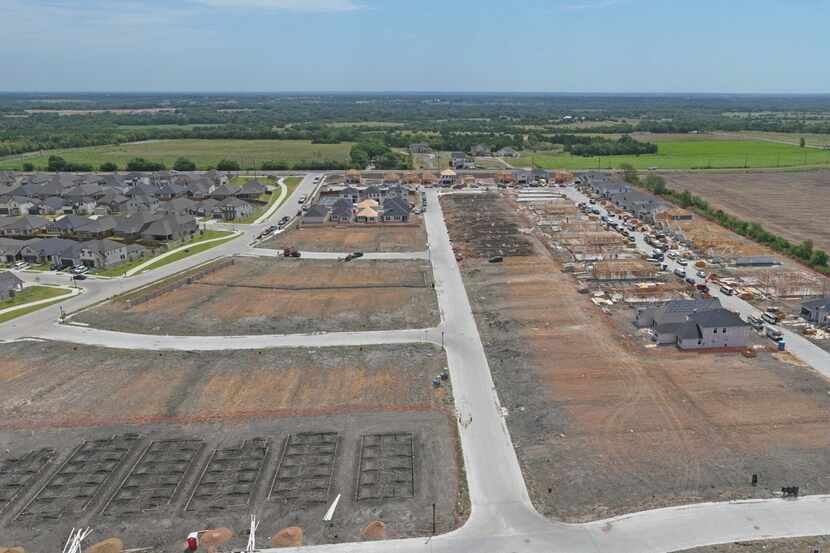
(3, 179), (830, 552)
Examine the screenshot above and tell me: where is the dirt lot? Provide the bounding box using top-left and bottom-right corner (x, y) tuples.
(678, 536), (830, 553)
(662, 171), (830, 254)
(75, 257), (439, 335)
(263, 223), (427, 253)
(0, 341), (464, 551)
(442, 194), (830, 522)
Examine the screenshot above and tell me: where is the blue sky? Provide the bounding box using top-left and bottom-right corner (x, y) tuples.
(1, 0), (829, 93)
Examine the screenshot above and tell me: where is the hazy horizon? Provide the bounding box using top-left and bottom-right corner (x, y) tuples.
(2, 0), (829, 94)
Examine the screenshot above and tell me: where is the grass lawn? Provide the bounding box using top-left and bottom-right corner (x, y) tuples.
(238, 176), (301, 224)
(512, 139), (830, 170)
(0, 285), (70, 310)
(0, 139), (354, 171)
(0, 286), (73, 323)
(0, 297), (70, 323)
(141, 234), (238, 272)
(93, 230), (237, 277)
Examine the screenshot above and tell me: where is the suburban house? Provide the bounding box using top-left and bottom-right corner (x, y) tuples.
(0, 238), (28, 263)
(18, 237), (78, 266)
(211, 184), (237, 200)
(215, 197), (253, 221)
(345, 170), (362, 185)
(114, 212), (163, 241)
(302, 204), (331, 225)
(636, 299), (749, 350)
(0, 271), (24, 299)
(75, 216), (116, 240)
(635, 299), (722, 344)
(675, 309), (750, 350)
(409, 143), (432, 154)
(451, 152), (474, 170)
(440, 169), (457, 187)
(140, 214), (198, 242)
(0, 196), (37, 216)
(2, 215), (49, 237)
(78, 239), (142, 269)
(355, 206), (379, 224)
(496, 147), (519, 158)
(801, 297), (830, 326)
(381, 197), (411, 222)
(330, 199), (354, 223)
(237, 180), (268, 201)
(471, 144), (491, 157)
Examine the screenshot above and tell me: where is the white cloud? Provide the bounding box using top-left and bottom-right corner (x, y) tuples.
(192, 0), (365, 11)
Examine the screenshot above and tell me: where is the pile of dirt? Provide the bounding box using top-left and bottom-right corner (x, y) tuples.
(361, 521), (386, 540)
(271, 527), (303, 547)
(85, 538), (122, 553)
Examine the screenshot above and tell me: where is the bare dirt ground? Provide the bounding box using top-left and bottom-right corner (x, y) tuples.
(75, 257), (439, 335)
(442, 194), (830, 522)
(263, 223), (427, 253)
(678, 535), (830, 553)
(662, 171), (830, 254)
(0, 341), (464, 551)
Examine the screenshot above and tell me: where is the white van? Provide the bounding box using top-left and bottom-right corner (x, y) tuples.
(720, 285), (735, 296)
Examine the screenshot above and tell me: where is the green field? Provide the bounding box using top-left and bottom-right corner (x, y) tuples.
(0, 139), (354, 170)
(140, 233), (238, 272)
(511, 139), (830, 170)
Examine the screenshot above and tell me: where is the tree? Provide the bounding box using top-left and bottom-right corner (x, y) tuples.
(126, 157), (165, 171)
(173, 157), (197, 171)
(22, 162), (34, 172)
(216, 159), (241, 171)
(47, 155), (67, 172)
(100, 161), (118, 172)
(800, 137), (806, 148)
(644, 174), (667, 195)
(619, 163), (639, 185)
(811, 249), (829, 267)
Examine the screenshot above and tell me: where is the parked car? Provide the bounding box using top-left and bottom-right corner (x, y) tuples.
(765, 326), (783, 342)
(685, 277), (696, 285)
(747, 315), (764, 330)
(696, 270), (706, 279)
(762, 311), (779, 325)
(676, 259), (688, 267)
(696, 283), (710, 293)
(283, 247), (301, 258)
(720, 285), (736, 296)
(489, 255), (504, 263)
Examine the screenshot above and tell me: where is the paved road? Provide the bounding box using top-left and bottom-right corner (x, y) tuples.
(5, 177), (830, 552)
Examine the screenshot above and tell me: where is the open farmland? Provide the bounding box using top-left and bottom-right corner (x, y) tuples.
(75, 257), (438, 335)
(510, 138), (830, 170)
(441, 193), (830, 522)
(662, 170), (830, 254)
(0, 341), (463, 550)
(0, 139), (353, 170)
(264, 224), (427, 253)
